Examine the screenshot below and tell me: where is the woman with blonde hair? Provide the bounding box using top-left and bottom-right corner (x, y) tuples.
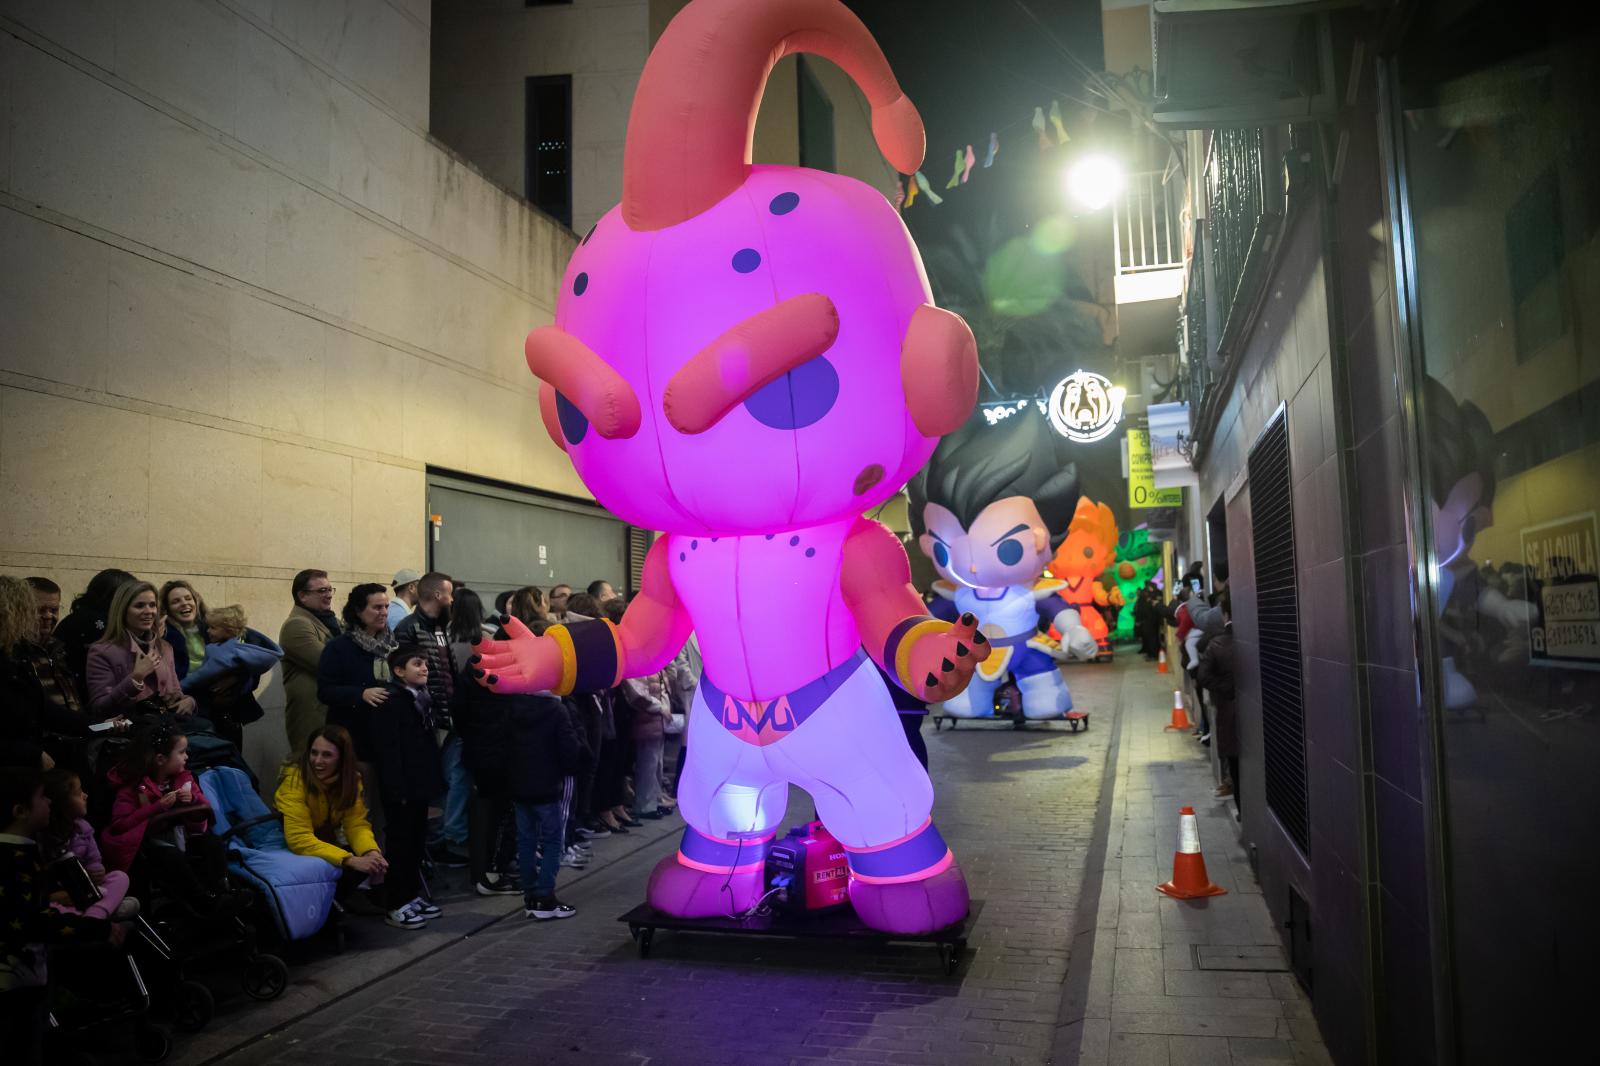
(85, 581), (203, 730)
(181, 604), (283, 748)
(159, 579), (209, 681)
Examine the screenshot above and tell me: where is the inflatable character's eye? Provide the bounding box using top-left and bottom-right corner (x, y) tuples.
(933, 543), (950, 568)
(556, 392), (589, 445)
(573, 272), (589, 296)
(1083, 546), (1095, 559)
(769, 192), (800, 215)
(997, 539), (1025, 566)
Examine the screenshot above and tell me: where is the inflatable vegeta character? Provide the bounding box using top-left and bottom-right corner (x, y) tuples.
(907, 413), (1099, 721)
(472, 0), (990, 934)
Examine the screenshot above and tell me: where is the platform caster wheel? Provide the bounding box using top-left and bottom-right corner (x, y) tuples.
(173, 979), (214, 1033)
(242, 953), (288, 1001)
(637, 928), (655, 958)
(938, 943), (958, 975)
(135, 1021), (172, 1063)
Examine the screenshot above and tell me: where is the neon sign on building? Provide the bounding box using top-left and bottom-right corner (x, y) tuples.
(1047, 369), (1126, 443)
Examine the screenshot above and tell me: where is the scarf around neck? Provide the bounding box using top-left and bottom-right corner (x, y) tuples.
(351, 627), (397, 658)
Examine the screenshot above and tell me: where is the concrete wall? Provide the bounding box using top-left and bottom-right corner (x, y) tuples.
(1196, 199), (1373, 1065)
(1101, 0), (1151, 77)
(430, 0), (649, 234)
(430, 0), (900, 238)
(0, 0), (578, 776)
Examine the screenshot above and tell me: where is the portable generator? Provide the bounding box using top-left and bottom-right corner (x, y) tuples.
(764, 821), (850, 914)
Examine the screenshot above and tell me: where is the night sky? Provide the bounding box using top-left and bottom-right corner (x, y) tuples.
(846, 0), (1108, 235)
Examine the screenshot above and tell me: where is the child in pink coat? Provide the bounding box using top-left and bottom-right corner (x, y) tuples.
(40, 771), (137, 921)
(100, 725), (237, 912)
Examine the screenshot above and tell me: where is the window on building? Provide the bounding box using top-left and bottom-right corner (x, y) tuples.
(525, 74), (572, 228)
(797, 56), (835, 172)
(1398, 3), (1600, 1057)
(526, 1), (573, 7)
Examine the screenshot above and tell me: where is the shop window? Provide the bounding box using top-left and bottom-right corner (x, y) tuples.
(1398, 3), (1600, 1057)
(525, 74), (572, 227)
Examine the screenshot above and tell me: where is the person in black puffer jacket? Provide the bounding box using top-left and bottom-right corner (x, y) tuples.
(1197, 591), (1238, 805)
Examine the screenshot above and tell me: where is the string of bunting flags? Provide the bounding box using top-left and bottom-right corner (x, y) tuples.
(900, 98), (1078, 210)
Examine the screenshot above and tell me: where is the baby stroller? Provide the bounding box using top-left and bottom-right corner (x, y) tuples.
(123, 806), (290, 1034)
(197, 767), (341, 950)
(44, 858), (176, 1062)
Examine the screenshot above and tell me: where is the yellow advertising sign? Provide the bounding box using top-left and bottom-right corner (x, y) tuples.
(1128, 429), (1184, 509)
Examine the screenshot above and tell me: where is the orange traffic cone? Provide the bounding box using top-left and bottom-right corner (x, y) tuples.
(1156, 649), (1169, 674)
(1163, 690), (1194, 732)
(1157, 806), (1227, 899)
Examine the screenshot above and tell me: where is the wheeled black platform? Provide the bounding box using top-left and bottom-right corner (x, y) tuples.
(618, 899), (981, 975)
(932, 710), (1089, 732)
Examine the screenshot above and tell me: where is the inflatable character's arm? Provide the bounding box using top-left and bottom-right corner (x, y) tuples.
(471, 538), (690, 695)
(1036, 591), (1098, 661)
(840, 518), (988, 701)
(1092, 582), (1111, 607)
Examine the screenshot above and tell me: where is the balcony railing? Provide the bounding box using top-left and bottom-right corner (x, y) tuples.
(1203, 126), (1283, 346)
(1181, 225), (1212, 407)
(1113, 169), (1184, 275)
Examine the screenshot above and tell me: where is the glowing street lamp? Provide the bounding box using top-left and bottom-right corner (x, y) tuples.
(1064, 154), (1125, 211)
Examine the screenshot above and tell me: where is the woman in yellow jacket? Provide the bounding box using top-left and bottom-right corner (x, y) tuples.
(275, 724), (388, 913)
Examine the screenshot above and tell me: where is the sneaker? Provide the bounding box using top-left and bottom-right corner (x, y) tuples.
(525, 897), (577, 920)
(1214, 782), (1234, 797)
(475, 877), (520, 896)
(429, 845), (468, 869)
(575, 823), (610, 840)
(634, 809), (666, 821)
(408, 897), (444, 920)
(1199, 733), (1212, 746)
(110, 896), (141, 921)
(560, 847), (590, 869)
(385, 907), (427, 930)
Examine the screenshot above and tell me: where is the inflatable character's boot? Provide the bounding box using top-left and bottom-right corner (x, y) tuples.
(1018, 668), (1071, 719)
(647, 826), (769, 917)
(1440, 656), (1477, 711)
(846, 821), (969, 934)
(940, 673), (998, 718)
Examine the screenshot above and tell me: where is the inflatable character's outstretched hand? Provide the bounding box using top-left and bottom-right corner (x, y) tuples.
(905, 613), (991, 703)
(470, 616), (565, 695)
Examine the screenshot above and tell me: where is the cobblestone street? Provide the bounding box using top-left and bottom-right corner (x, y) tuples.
(199, 663), (1137, 1066)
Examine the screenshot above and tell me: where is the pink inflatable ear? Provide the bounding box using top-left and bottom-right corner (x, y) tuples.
(623, 0), (925, 231)
(902, 305), (979, 437)
(663, 293), (840, 435)
(524, 326), (642, 441)
(537, 382), (565, 452)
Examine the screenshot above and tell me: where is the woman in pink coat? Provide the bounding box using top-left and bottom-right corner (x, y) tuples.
(85, 581), (203, 730)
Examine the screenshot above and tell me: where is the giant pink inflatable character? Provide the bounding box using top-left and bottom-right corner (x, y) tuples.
(474, 0), (987, 934)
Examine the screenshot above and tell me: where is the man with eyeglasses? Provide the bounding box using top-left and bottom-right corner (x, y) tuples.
(280, 569), (342, 753)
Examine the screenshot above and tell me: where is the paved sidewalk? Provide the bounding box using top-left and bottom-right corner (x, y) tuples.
(1056, 668), (1333, 1066)
(193, 662), (1128, 1066)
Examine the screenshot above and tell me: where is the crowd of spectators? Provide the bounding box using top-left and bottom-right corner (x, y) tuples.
(1, 563), (691, 1058)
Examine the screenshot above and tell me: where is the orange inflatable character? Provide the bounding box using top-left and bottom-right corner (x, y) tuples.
(1050, 498), (1119, 658)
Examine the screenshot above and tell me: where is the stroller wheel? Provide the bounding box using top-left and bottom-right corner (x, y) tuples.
(174, 979), (214, 1033)
(242, 953), (289, 1001)
(135, 1021), (172, 1063)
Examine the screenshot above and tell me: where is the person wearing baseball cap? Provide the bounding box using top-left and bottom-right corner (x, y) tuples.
(388, 569), (421, 631)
